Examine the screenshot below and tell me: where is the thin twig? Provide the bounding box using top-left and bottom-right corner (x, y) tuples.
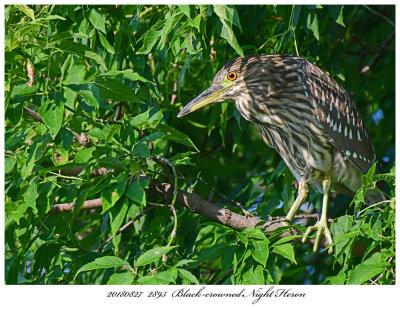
(98, 206), (156, 252)
(358, 199), (391, 216)
(198, 176), (253, 217)
(151, 155), (179, 255)
(152, 155), (178, 206)
(113, 104), (122, 121)
(180, 172), (252, 217)
(213, 266), (233, 285)
(167, 204), (177, 246)
(363, 5), (395, 28)
(368, 255), (394, 285)
(360, 30), (395, 75)
(23, 106), (93, 147)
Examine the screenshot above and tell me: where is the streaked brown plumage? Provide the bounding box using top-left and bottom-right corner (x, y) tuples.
(178, 54), (383, 253)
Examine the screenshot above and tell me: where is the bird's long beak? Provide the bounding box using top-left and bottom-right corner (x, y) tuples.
(177, 85), (225, 118)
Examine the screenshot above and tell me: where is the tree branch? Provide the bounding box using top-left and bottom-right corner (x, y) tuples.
(23, 106), (93, 147)
(360, 30), (395, 75)
(98, 206), (157, 252)
(48, 178), (331, 249)
(49, 198), (102, 214)
(363, 5), (395, 28)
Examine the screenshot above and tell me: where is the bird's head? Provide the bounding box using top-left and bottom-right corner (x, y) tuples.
(177, 56), (250, 118)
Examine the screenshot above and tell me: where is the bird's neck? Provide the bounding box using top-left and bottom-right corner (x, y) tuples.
(235, 96), (284, 128)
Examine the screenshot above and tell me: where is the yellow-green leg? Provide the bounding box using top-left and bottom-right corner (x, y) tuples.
(285, 181), (309, 222)
(302, 176), (334, 253)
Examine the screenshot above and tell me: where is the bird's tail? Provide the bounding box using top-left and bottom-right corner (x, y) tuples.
(365, 188), (387, 205)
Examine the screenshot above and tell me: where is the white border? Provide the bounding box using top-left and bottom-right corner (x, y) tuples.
(1, 1), (399, 308)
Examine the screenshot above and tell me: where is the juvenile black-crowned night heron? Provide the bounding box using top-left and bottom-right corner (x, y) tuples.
(177, 54), (383, 253)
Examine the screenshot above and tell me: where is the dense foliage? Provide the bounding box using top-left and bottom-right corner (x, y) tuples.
(5, 4), (395, 285)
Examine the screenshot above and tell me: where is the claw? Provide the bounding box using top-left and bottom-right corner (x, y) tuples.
(302, 219), (333, 254)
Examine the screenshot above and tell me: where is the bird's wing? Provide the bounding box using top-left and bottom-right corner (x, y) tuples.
(302, 60), (376, 175)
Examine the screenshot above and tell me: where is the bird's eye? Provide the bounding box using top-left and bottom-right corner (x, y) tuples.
(227, 71), (238, 81)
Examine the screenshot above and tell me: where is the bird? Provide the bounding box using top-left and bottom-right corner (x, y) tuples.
(177, 54), (384, 254)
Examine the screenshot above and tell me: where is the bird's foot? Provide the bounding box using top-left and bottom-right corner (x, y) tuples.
(302, 219), (333, 254)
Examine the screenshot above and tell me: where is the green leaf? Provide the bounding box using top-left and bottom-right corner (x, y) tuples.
(67, 85), (100, 109)
(174, 259), (196, 268)
(347, 264), (385, 285)
(23, 177), (39, 212)
(213, 5), (244, 57)
(215, 21), (243, 57)
(125, 181), (146, 205)
(58, 41), (107, 70)
(72, 189), (88, 222)
(252, 265), (266, 284)
(75, 256), (129, 279)
(136, 246), (178, 267)
(178, 5), (191, 18)
(306, 11), (319, 40)
(154, 268), (178, 284)
(130, 109), (150, 127)
(213, 5), (242, 31)
(101, 180), (127, 213)
(136, 276), (158, 284)
(199, 244), (225, 262)
(10, 83), (39, 98)
(178, 268), (199, 284)
(326, 270), (347, 285)
(98, 32), (115, 54)
(98, 156), (127, 172)
(89, 9), (106, 33)
(329, 5), (345, 27)
(240, 227), (267, 240)
(272, 243), (296, 264)
(101, 69), (154, 83)
(178, 56), (191, 96)
(156, 124), (199, 151)
(107, 271), (135, 285)
(38, 93), (65, 138)
(251, 239), (270, 266)
(74, 147), (95, 164)
(93, 77), (144, 103)
(235, 231), (249, 245)
(88, 126), (110, 140)
(347, 252), (390, 284)
(136, 20), (163, 54)
(110, 198), (129, 234)
(5, 157), (17, 174)
(273, 235), (303, 246)
(15, 5), (35, 20)
(24, 134), (52, 179)
(62, 64), (87, 85)
(242, 265), (265, 284)
(330, 215), (356, 264)
(33, 242), (62, 274)
(6, 98), (23, 125)
(132, 142), (151, 158)
(159, 13), (183, 49)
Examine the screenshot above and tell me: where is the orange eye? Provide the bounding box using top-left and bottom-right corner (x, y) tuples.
(227, 71), (238, 81)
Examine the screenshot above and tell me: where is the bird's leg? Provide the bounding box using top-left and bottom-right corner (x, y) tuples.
(302, 176), (334, 253)
(285, 181), (309, 223)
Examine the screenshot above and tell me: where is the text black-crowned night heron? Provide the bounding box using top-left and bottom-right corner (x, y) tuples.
(177, 54), (384, 253)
